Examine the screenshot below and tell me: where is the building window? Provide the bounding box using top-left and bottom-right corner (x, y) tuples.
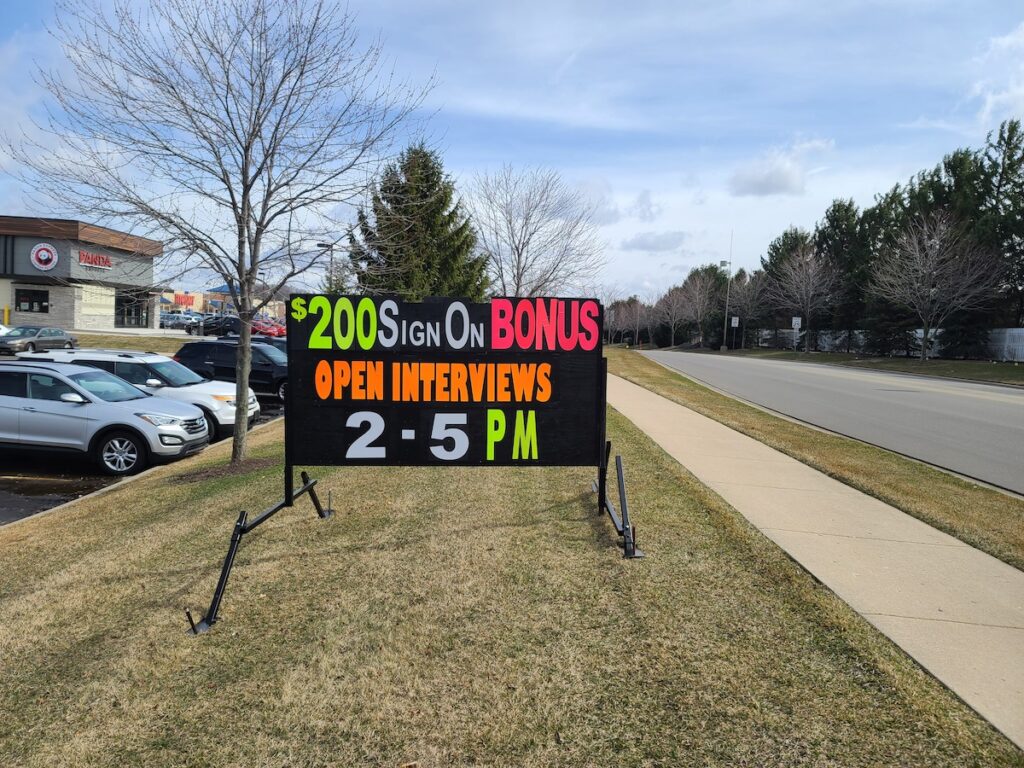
(15, 289), (49, 313)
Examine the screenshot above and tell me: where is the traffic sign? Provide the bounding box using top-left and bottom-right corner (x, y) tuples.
(731, 316), (739, 328)
(792, 316), (802, 330)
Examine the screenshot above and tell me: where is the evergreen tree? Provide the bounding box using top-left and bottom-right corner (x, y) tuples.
(979, 119), (1024, 326)
(350, 143), (489, 300)
(815, 199), (866, 351)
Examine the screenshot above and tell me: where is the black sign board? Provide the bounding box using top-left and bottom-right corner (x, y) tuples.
(285, 295), (604, 467)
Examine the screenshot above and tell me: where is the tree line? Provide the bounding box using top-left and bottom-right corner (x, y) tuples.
(608, 119), (1022, 361)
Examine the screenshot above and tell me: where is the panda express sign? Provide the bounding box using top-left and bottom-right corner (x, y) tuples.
(286, 296), (604, 467)
(78, 249), (113, 269)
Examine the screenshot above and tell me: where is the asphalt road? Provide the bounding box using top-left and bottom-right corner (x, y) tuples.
(643, 351), (1024, 495)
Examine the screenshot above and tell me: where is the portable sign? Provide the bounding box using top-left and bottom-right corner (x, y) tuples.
(791, 316), (802, 330)
(185, 294), (643, 635)
(285, 295), (605, 469)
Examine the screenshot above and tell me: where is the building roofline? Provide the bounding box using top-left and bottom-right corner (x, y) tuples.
(0, 215), (162, 258)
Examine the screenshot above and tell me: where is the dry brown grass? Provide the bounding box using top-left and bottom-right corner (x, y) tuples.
(609, 347), (1024, 572)
(0, 416), (1020, 766)
(75, 333), (188, 355)
(724, 348), (1024, 385)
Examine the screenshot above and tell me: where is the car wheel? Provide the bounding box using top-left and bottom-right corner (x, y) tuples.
(199, 408), (220, 442)
(25, 342), (35, 352)
(277, 380), (287, 403)
(95, 431), (147, 476)
(63, 341), (73, 349)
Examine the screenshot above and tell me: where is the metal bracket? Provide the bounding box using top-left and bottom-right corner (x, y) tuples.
(592, 442), (644, 559)
(186, 470), (333, 635)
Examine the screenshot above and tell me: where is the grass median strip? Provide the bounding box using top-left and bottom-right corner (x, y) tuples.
(1, 417), (1020, 766)
(719, 348), (1024, 386)
(608, 347), (1024, 572)
(75, 333), (186, 355)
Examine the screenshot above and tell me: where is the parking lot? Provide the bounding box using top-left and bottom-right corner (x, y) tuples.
(0, 399), (283, 524)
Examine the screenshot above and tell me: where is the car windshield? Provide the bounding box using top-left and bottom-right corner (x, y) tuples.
(256, 344), (287, 363)
(6, 327), (41, 338)
(70, 370), (147, 402)
(149, 359), (204, 387)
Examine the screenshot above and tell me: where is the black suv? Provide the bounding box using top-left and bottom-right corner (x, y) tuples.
(218, 334), (288, 355)
(174, 340), (288, 401)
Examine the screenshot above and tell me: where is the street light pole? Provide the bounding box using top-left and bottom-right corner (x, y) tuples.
(719, 230), (733, 352)
(317, 242), (337, 290)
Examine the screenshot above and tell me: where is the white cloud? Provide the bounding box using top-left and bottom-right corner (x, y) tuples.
(971, 22), (1024, 127)
(627, 189), (661, 222)
(728, 138), (834, 197)
(620, 230), (687, 252)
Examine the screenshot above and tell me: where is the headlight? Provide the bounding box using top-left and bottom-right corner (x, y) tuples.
(136, 413), (182, 426)
(212, 395), (237, 406)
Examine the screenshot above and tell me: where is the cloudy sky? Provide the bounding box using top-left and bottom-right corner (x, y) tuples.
(2, 0), (1023, 296)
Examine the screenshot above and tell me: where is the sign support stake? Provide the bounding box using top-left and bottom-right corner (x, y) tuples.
(592, 444), (644, 559)
(186, 471), (332, 635)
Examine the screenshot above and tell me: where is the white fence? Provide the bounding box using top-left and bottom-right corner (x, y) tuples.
(989, 328), (1024, 362)
(759, 327), (1024, 361)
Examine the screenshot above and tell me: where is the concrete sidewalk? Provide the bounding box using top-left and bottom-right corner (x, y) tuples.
(608, 373), (1024, 750)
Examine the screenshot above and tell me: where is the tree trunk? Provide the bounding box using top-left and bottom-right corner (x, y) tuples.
(231, 298), (253, 462)
(919, 320), (930, 362)
(740, 319), (746, 349)
(670, 325), (676, 347)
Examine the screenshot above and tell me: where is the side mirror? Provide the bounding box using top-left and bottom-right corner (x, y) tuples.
(145, 378), (164, 388)
(60, 392), (87, 404)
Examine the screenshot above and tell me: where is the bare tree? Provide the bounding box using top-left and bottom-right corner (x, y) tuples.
(656, 286), (688, 347)
(869, 211), (1003, 361)
(679, 267), (721, 346)
(730, 269), (769, 349)
(768, 245), (837, 352)
(471, 166), (603, 296)
(643, 293), (660, 347)
(6, 0), (424, 461)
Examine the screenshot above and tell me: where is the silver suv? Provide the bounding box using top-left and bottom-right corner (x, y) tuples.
(0, 361), (208, 475)
(19, 348), (260, 441)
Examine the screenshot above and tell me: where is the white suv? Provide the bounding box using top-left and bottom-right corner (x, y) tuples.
(0, 361), (208, 475)
(19, 349), (260, 441)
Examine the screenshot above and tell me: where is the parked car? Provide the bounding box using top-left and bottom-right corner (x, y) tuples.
(0, 360), (208, 475)
(252, 318), (286, 337)
(17, 348), (260, 441)
(0, 326), (78, 355)
(186, 315), (242, 336)
(174, 339), (288, 401)
(160, 312), (190, 330)
(223, 334), (288, 355)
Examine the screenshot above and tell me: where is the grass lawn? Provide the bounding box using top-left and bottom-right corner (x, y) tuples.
(723, 348), (1024, 386)
(1, 418), (1020, 766)
(608, 348), (1024, 572)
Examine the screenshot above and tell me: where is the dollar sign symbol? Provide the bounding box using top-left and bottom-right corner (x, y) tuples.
(290, 297), (307, 321)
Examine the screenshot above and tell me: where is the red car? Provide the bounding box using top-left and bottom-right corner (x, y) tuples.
(252, 319), (286, 337)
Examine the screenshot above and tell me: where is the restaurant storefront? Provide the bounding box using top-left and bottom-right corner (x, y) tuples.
(0, 216), (162, 331)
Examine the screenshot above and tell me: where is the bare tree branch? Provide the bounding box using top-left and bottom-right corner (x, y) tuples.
(4, 0), (428, 460)
(470, 166), (604, 297)
(869, 210), (1003, 360)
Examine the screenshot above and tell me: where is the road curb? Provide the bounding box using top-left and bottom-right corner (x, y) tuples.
(1, 417), (284, 530)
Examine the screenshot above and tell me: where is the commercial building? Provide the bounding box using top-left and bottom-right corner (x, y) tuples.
(0, 216), (162, 331)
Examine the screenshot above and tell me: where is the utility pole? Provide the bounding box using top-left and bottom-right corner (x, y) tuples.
(719, 230), (733, 352)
